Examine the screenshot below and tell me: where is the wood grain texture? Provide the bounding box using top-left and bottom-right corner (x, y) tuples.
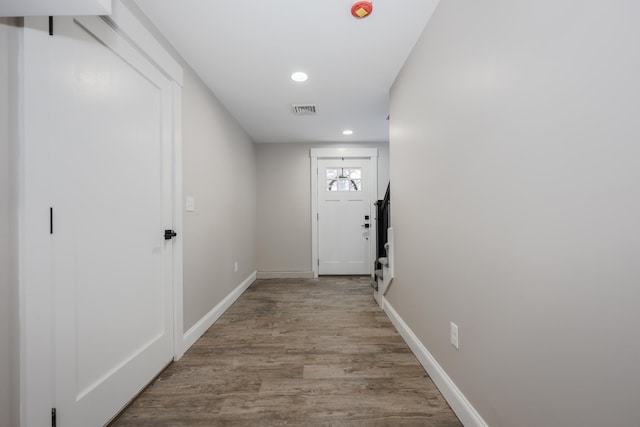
(110, 277), (462, 426)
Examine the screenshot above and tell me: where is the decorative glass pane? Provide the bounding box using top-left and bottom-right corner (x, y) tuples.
(325, 168), (362, 191)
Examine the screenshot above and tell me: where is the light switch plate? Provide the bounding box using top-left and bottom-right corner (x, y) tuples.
(450, 322), (459, 350)
(185, 197), (195, 212)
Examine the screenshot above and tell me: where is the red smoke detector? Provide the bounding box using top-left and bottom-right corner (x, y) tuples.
(351, 1), (373, 19)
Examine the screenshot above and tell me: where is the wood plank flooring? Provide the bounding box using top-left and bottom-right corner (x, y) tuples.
(111, 277), (462, 426)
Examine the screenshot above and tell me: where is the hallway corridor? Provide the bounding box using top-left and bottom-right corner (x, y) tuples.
(111, 277), (462, 426)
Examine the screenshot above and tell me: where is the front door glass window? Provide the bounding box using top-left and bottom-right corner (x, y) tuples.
(326, 168), (362, 191)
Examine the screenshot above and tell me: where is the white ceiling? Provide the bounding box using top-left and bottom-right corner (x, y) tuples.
(134, 0), (440, 143)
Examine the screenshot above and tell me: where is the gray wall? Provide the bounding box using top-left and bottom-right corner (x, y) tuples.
(181, 65), (257, 330)
(0, 18), (11, 427)
(388, 1), (640, 426)
(256, 141), (388, 275)
(0, 17), (19, 427)
(123, 1), (257, 332)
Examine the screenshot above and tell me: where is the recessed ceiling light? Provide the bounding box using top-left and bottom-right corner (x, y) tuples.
(291, 72), (308, 82)
(342, 130), (354, 135)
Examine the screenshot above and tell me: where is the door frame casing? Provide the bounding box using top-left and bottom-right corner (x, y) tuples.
(19, 3), (184, 425)
(310, 148), (378, 278)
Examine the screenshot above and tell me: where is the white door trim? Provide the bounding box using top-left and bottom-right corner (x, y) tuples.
(310, 148), (378, 278)
(171, 81), (185, 360)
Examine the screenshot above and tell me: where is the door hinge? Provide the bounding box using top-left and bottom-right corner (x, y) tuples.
(317, 213), (319, 221)
(51, 408), (56, 427)
(50, 207), (53, 234)
(317, 259), (319, 266)
(49, 16), (53, 36)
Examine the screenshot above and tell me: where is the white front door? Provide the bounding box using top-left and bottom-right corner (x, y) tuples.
(24, 16), (175, 426)
(317, 159), (371, 275)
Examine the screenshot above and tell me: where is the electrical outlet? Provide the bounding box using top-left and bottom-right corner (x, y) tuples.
(450, 322), (459, 350)
(234, 261), (238, 273)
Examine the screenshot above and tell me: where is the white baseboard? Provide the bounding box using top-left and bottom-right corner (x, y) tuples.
(383, 299), (488, 427)
(182, 270), (257, 353)
(256, 271), (314, 279)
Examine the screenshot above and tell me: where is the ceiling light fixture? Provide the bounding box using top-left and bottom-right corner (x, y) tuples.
(291, 72), (308, 82)
(342, 130), (354, 135)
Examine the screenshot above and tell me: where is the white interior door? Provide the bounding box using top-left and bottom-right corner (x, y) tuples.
(318, 159), (371, 275)
(34, 16), (174, 426)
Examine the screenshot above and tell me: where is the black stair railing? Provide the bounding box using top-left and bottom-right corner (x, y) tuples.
(372, 182), (390, 291)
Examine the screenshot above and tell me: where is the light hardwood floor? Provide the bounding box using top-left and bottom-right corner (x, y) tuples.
(111, 277), (462, 426)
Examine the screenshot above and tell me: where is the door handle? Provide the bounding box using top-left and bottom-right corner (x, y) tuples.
(164, 229), (177, 240)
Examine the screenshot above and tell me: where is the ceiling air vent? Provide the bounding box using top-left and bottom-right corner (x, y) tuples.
(291, 104), (317, 115)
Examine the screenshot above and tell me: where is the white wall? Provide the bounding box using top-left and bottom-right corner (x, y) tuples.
(0, 17), (20, 427)
(256, 141), (388, 276)
(124, 1), (258, 333)
(388, 1), (640, 426)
